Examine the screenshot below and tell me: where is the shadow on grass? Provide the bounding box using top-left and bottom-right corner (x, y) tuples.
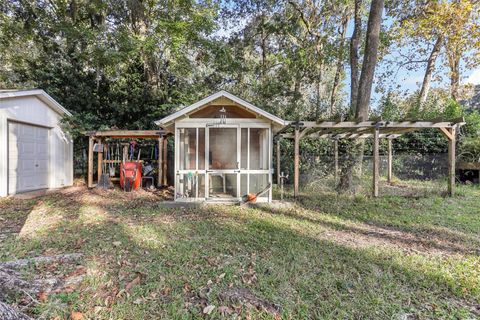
(0, 198), (39, 241)
(4, 192), (478, 319)
(291, 190), (480, 246)
(254, 203), (480, 256)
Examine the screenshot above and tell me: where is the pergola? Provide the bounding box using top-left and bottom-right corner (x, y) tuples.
(275, 118), (466, 198)
(85, 130), (169, 188)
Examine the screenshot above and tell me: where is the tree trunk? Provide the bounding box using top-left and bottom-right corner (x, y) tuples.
(330, 13), (349, 116)
(419, 35), (443, 104)
(316, 61), (323, 119)
(448, 48), (461, 101)
(0, 253), (83, 270)
(349, 0), (362, 114)
(339, 0), (384, 192)
(355, 0), (384, 120)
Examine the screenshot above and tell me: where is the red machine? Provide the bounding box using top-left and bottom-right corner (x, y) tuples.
(120, 162), (142, 191)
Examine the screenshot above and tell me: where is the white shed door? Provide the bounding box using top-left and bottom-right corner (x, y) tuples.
(8, 122), (49, 194)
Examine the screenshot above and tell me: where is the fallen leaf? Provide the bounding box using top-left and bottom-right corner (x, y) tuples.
(38, 291), (48, 302)
(70, 311), (84, 320)
(161, 286), (171, 296)
(66, 266), (87, 278)
(203, 305), (215, 315)
(125, 273), (143, 292)
(218, 306), (232, 315)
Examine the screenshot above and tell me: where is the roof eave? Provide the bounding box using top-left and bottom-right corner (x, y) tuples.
(0, 89), (72, 117)
(154, 90), (285, 126)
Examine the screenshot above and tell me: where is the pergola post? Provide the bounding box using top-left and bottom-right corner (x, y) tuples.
(294, 125), (300, 199)
(276, 138), (281, 185)
(162, 136), (168, 185)
(372, 126), (380, 197)
(334, 139), (339, 183)
(447, 126), (456, 196)
(97, 138), (103, 184)
(387, 138), (393, 183)
(88, 136), (94, 188)
(158, 135), (163, 187)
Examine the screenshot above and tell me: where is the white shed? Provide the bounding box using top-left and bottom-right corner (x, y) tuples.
(155, 91), (285, 203)
(0, 89), (73, 196)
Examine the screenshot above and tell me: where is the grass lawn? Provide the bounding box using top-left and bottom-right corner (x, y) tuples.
(0, 181), (479, 319)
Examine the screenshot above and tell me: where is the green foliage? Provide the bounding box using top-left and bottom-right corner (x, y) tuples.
(459, 111), (480, 161)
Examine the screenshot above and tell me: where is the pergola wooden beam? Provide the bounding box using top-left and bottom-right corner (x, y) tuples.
(158, 135), (163, 187)
(277, 118), (465, 199)
(280, 132), (402, 139)
(294, 125), (300, 199)
(334, 139), (339, 183)
(446, 127), (456, 196)
(276, 138), (281, 185)
(85, 130), (165, 139)
(88, 136), (94, 188)
(97, 138), (103, 184)
(373, 126), (380, 197)
(387, 138), (393, 183)
(284, 118), (464, 129)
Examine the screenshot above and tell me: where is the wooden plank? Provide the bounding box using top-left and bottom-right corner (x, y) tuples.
(284, 118), (464, 130)
(448, 127), (456, 196)
(162, 137), (168, 185)
(281, 132), (402, 140)
(103, 160), (144, 163)
(88, 136), (94, 188)
(85, 130), (164, 138)
(334, 139), (338, 183)
(457, 161), (480, 170)
(97, 139), (103, 184)
(439, 127), (454, 141)
(294, 126), (300, 199)
(373, 127), (380, 197)
(387, 139), (392, 183)
(275, 122), (295, 136)
(298, 121), (377, 128)
(276, 139), (281, 185)
(158, 136), (163, 187)
(299, 127), (312, 139)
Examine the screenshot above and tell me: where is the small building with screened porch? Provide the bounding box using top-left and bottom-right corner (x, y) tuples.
(155, 91), (285, 202)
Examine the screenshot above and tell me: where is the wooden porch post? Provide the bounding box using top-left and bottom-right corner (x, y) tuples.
(97, 139), (103, 184)
(276, 139), (281, 185)
(448, 127), (456, 196)
(334, 139), (339, 183)
(439, 126), (457, 196)
(294, 126), (300, 199)
(387, 138), (393, 183)
(162, 136), (168, 185)
(88, 136), (94, 188)
(158, 135), (163, 187)
(372, 126), (380, 197)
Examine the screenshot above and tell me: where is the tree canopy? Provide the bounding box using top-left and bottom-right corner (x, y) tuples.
(1, 0), (479, 151)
